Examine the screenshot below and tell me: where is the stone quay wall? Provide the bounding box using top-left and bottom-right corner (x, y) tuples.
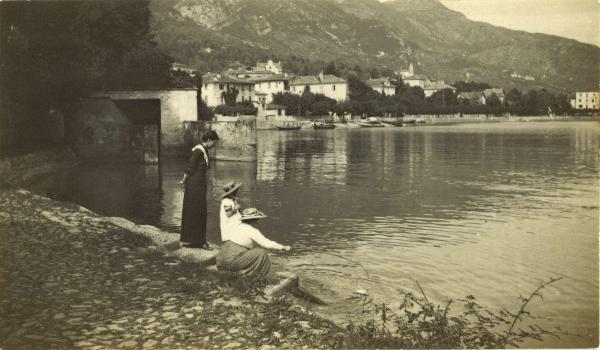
(183, 119), (257, 162)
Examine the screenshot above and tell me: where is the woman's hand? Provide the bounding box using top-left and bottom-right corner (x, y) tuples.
(281, 245), (291, 252)
(179, 174), (188, 191)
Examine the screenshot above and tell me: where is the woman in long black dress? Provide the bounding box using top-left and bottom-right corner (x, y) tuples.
(178, 130), (219, 249)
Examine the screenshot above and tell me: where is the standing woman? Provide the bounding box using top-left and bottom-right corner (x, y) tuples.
(178, 130), (219, 249)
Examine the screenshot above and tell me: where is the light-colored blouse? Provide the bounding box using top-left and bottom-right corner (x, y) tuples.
(220, 198), (242, 242)
(219, 198), (284, 250)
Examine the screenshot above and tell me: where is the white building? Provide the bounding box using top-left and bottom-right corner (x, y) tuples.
(396, 63), (414, 79)
(574, 92), (599, 109)
(403, 74), (455, 98)
(423, 81), (456, 98)
(366, 77), (396, 96)
(289, 72), (348, 102)
(403, 74), (429, 89)
(480, 88), (506, 104)
(201, 71), (289, 107)
(171, 62), (197, 77)
(252, 59), (282, 74)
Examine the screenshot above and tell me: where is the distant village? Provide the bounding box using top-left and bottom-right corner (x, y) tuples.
(173, 59), (599, 116)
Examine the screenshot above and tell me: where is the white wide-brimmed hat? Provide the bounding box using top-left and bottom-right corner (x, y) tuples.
(240, 208), (267, 221)
(221, 182), (242, 198)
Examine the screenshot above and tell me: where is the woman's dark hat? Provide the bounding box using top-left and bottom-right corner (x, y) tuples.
(241, 208), (267, 221)
(221, 182), (242, 198)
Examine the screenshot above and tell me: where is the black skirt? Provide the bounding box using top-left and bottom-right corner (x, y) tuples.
(180, 149), (208, 244)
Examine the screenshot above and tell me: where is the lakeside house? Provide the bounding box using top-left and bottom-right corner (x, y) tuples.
(480, 88), (506, 104)
(402, 69), (455, 98)
(252, 59), (282, 74)
(458, 88), (506, 105)
(403, 74), (429, 89)
(202, 60), (348, 107)
(289, 72), (348, 102)
(171, 62), (198, 77)
(510, 71), (535, 81)
(573, 91), (599, 110)
(395, 63), (415, 79)
(201, 70), (290, 107)
(366, 77), (396, 96)
(423, 81), (456, 98)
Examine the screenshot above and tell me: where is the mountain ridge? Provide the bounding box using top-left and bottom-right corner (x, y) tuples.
(150, 0), (599, 92)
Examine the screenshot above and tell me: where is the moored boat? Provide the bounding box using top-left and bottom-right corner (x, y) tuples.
(383, 120), (407, 127)
(358, 117), (385, 128)
(313, 120), (336, 129)
(276, 121), (302, 130)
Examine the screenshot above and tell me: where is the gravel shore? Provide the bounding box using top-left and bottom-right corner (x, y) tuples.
(0, 189), (343, 350)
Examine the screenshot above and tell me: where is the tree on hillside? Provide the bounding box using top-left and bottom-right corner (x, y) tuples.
(392, 86), (425, 113)
(221, 87), (239, 106)
(369, 67), (382, 79)
(197, 100), (215, 121)
(505, 88), (522, 107)
(427, 88), (458, 107)
(452, 81), (492, 93)
(393, 77), (405, 95)
(380, 67), (395, 78)
(170, 70), (201, 89)
(272, 91), (336, 116)
(485, 93), (502, 108)
(214, 101), (257, 116)
(352, 64), (366, 79)
(324, 61), (340, 76)
(551, 93), (572, 114)
(347, 74), (378, 101)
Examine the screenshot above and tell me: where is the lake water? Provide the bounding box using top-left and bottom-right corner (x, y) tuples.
(31, 121), (599, 347)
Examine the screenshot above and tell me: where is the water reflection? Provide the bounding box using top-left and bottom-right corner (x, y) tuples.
(30, 121), (599, 347)
(257, 130), (348, 185)
(32, 164), (163, 225)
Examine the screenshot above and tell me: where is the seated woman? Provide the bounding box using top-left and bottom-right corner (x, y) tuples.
(219, 182), (243, 242)
(217, 182), (291, 281)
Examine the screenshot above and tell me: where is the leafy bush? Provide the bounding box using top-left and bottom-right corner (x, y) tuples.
(272, 91), (336, 116)
(214, 102), (257, 116)
(342, 277), (563, 349)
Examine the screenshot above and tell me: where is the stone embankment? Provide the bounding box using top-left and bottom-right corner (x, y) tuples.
(0, 190), (343, 350)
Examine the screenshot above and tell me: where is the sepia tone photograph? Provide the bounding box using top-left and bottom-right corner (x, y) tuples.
(0, 0), (598, 349)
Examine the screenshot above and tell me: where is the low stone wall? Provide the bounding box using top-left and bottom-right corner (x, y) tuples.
(413, 114), (597, 123)
(366, 114), (597, 124)
(256, 115), (293, 130)
(0, 146), (80, 188)
(183, 119), (257, 162)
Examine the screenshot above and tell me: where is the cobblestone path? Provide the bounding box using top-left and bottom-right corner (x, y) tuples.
(0, 190), (340, 350)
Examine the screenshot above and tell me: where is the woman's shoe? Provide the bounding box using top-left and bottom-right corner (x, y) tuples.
(201, 243), (213, 250)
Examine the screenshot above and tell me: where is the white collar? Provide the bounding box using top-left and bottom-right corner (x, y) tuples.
(192, 144), (209, 165)
(192, 144), (206, 152)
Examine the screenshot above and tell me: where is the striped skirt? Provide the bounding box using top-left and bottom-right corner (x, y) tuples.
(216, 241), (272, 281)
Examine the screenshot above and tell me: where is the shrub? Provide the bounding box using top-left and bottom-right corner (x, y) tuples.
(342, 277), (563, 349)
(214, 102), (257, 116)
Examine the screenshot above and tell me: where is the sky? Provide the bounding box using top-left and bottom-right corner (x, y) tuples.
(437, 0), (599, 46)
